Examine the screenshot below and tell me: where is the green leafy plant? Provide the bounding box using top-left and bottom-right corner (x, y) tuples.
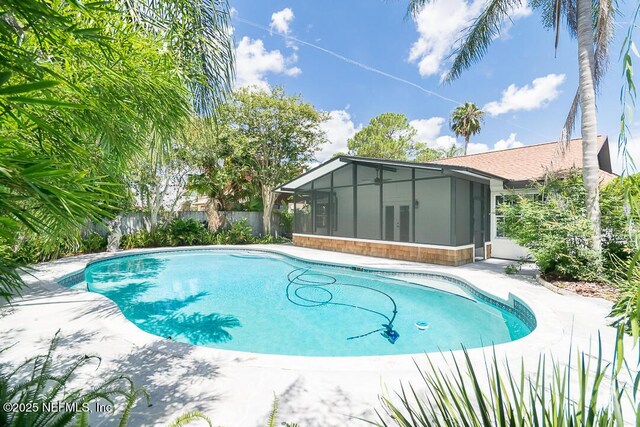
(165, 218), (211, 246)
(167, 411), (213, 427)
(609, 251), (640, 336)
(374, 339), (638, 426)
(267, 394), (299, 427)
(216, 219), (254, 245)
(277, 211), (294, 236)
(503, 263), (520, 275)
(499, 172), (636, 281)
(0, 331), (150, 427)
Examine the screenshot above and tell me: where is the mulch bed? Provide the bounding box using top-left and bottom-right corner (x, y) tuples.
(543, 274), (620, 301)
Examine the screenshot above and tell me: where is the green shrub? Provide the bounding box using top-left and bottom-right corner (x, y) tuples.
(165, 218), (211, 246)
(277, 211), (293, 236)
(10, 231), (107, 265)
(500, 172), (636, 281)
(216, 219), (254, 244)
(80, 232), (108, 253)
(503, 263), (520, 275)
(120, 229), (156, 249)
(121, 218), (214, 248)
(254, 234), (290, 244)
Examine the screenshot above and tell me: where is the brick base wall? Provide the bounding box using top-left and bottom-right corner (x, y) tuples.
(292, 234), (475, 266)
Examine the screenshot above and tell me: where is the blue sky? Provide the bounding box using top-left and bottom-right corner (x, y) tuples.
(229, 0), (638, 172)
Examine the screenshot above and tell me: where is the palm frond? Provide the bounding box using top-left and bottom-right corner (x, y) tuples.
(167, 411), (213, 427)
(120, 0), (235, 116)
(267, 393), (279, 427)
(558, 0), (616, 147)
(0, 331), (148, 427)
(444, 0), (526, 83)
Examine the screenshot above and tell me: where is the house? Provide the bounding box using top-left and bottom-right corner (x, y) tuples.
(276, 135), (616, 265)
(432, 135), (616, 259)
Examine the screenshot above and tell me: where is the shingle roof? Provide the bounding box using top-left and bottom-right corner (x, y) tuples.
(432, 135), (611, 182)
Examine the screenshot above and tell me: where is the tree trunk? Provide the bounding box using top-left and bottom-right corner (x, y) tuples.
(262, 185), (276, 236)
(463, 135), (470, 155)
(207, 198), (224, 232)
(577, 0), (602, 253)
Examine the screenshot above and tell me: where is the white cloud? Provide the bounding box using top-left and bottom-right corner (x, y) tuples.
(410, 117), (458, 150)
(234, 36), (301, 89)
(467, 142), (490, 154)
(409, 0), (530, 77)
(484, 73), (566, 116)
(499, 5), (533, 39)
(316, 110), (362, 162)
(494, 133), (524, 151)
(270, 8), (294, 35)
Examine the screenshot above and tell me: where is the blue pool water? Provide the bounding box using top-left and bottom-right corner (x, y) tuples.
(82, 250), (533, 356)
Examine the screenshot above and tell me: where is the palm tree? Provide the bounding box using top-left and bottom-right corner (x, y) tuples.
(408, 0), (615, 253)
(450, 103), (484, 155)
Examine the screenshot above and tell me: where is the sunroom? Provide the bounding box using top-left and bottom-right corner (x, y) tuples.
(276, 156), (500, 266)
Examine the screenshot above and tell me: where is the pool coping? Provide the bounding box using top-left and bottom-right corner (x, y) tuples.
(38, 244), (566, 370)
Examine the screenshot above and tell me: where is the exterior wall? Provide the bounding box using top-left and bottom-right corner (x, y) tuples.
(293, 234), (474, 266)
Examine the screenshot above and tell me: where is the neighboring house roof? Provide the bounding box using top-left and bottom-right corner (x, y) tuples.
(432, 135), (615, 185)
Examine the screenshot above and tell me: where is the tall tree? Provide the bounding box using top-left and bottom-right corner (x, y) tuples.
(408, 0), (615, 253)
(347, 113), (417, 160)
(450, 103), (484, 155)
(128, 142), (192, 229)
(184, 119), (253, 231)
(223, 86), (328, 235)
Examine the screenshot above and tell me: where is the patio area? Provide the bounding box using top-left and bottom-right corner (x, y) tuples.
(0, 244), (631, 426)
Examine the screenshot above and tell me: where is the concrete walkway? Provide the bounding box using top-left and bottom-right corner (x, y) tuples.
(0, 244), (636, 426)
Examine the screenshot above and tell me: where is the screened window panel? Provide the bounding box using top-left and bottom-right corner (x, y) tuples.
(356, 184), (380, 239)
(356, 164), (379, 185)
(414, 178), (452, 245)
(383, 166), (412, 182)
(332, 187), (354, 237)
(313, 190), (330, 235)
(313, 173), (331, 189)
(454, 179), (472, 245)
(332, 164), (353, 187)
(294, 192), (312, 234)
(415, 169), (443, 180)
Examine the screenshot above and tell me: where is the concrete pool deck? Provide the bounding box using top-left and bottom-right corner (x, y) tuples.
(0, 244), (636, 426)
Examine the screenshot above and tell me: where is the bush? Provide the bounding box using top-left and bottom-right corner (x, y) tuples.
(215, 219), (254, 244)
(276, 211), (293, 236)
(10, 231), (107, 265)
(500, 172), (637, 281)
(121, 218), (214, 249)
(165, 218), (212, 246)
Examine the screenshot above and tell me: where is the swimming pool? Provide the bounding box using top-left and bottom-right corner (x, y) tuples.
(78, 249), (534, 356)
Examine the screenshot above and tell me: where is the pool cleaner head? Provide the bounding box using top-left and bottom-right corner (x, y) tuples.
(381, 324), (400, 344)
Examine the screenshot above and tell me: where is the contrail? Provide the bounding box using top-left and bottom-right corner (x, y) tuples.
(234, 15), (549, 140)
(235, 16), (460, 105)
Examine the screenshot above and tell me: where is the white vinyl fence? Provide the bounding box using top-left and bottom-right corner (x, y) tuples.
(85, 211), (288, 237)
